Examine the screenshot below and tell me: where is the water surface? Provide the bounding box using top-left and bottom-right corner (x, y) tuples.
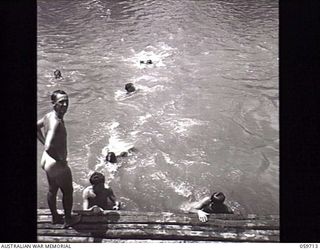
(37, 0), (278, 215)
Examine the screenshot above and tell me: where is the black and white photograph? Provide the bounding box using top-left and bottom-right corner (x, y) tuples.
(36, 0), (279, 243)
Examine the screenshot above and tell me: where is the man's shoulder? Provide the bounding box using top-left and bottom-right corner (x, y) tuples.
(46, 112), (61, 126)
(201, 196), (212, 205)
(84, 185), (93, 190)
(221, 204), (233, 214)
(104, 184), (112, 190)
(103, 185), (115, 195)
(83, 186), (94, 198)
(82, 186), (90, 193)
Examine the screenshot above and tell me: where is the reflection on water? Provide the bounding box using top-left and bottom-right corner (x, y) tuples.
(37, 0), (278, 215)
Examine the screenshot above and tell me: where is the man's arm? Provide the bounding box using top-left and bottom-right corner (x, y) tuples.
(37, 117), (45, 145)
(82, 188), (89, 210)
(188, 197), (211, 213)
(108, 188), (120, 210)
(44, 118), (61, 161)
(83, 198), (89, 210)
(82, 187), (95, 210)
(188, 197), (211, 222)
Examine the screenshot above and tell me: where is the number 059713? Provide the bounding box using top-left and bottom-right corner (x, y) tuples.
(300, 244), (318, 248)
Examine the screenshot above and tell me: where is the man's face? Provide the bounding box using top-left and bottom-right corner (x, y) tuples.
(53, 94), (69, 116)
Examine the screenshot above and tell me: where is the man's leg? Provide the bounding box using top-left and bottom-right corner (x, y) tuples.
(46, 173), (63, 223)
(58, 166), (73, 219)
(56, 166), (80, 227)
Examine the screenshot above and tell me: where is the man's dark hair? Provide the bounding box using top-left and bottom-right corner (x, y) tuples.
(106, 152), (117, 163)
(125, 83), (135, 93)
(54, 70), (62, 78)
(211, 192), (225, 204)
(89, 172), (105, 185)
(51, 90), (67, 104)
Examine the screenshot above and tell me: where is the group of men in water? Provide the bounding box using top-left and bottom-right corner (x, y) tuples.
(37, 71), (233, 228)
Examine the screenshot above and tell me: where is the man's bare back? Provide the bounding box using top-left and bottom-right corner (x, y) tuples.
(39, 111), (68, 176)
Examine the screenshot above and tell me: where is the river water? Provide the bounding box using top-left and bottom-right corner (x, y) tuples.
(37, 0), (278, 215)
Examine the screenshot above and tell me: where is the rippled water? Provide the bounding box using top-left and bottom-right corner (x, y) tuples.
(37, 0), (278, 215)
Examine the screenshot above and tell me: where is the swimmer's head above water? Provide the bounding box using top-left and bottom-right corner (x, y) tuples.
(125, 83), (136, 93)
(54, 70), (62, 79)
(89, 172), (105, 185)
(89, 172), (106, 193)
(106, 152), (117, 163)
(105, 147), (137, 162)
(210, 192), (226, 204)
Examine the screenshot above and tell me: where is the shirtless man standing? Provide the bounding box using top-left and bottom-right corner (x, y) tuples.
(37, 90), (78, 228)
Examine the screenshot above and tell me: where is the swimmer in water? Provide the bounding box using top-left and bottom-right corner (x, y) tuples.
(139, 60), (153, 65)
(54, 70), (62, 79)
(125, 83), (136, 93)
(106, 152), (117, 163)
(105, 147), (137, 163)
(188, 192), (233, 222)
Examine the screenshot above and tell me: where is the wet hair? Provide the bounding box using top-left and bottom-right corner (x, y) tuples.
(51, 90), (68, 104)
(54, 70), (62, 78)
(146, 59), (152, 64)
(125, 83), (135, 93)
(89, 172), (105, 185)
(210, 192), (225, 204)
(106, 152), (117, 163)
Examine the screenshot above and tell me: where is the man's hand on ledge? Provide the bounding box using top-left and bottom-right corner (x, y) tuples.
(113, 202), (120, 210)
(197, 210), (209, 222)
